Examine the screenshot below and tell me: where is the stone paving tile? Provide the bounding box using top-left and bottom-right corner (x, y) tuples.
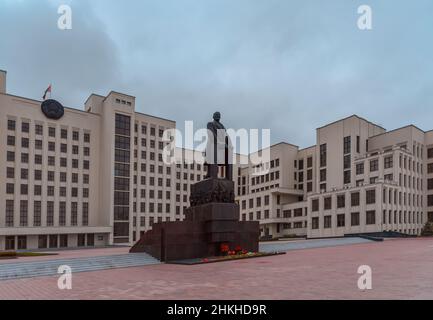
(0, 238), (432, 299)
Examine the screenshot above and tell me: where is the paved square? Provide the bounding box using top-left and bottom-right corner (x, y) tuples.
(1, 238), (432, 300)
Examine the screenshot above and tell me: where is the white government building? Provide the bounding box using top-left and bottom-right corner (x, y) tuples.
(1, 69), (433, 251)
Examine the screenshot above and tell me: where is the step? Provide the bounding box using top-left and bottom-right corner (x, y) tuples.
(0, 253), (160, 281)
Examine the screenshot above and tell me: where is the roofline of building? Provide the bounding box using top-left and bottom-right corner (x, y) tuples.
(368, 124), (427, 139)
(104, 90), (136, 101)
(316, 114), (387, 131)
(298, 145), (316, 152)
(1, 92), (100, 116)
(269, 141), (299, 149)
(84, 93), (105, 106)
(134, 111), (176, 124)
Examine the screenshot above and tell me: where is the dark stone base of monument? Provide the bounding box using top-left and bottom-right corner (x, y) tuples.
(130, 178), (259, 262)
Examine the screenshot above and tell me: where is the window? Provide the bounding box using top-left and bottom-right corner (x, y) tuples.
(73, 131), (79, 141)
(35, 124), (43, 135)
(337, 214), (345, 227)
(312, 217), (319, 229)
(17, 236), (27, 250)
(7, 151), (15, 162)
(428, 148), (433, 159)
(312, 199), (319, 212)
(59, 202), (66, 226)
(337, 195), (345, 208)
(428, 195), (433, 207)
(344, 155), (351, 169)
(22, 138), (30, 148)
(256, 197), (262, 207)
(343, 136), (351, 154)
(320, 144), (327, 167)
(38, 235), (47, 249)
(82, 203), (89, 226)
(294, 208), (303, 217)
(7, 167), (14, 178)
(6, 200), (14, 227)
(366, 189), (376, 204)
(8, 119), (16, 131)
(71, 203), (78, 226)
(320, 169), (326, 182)
(115, 114), (131, 136)
(35, 140), (43, 150)
(344, 170), (351, 184)
(324, 216), (332, 228)
(59, 235), (68, 248)
(356, 136), (360, 153)
(366, 210), (376, 225)
(324, 197), (332, 210)
(384, 174), (393, 182)
(6, 183), (14, 194)
(351, 192), (360, 206)
(307, 157), (313, 168)
(21, 153), (29, 164)
(7, 135), (15, 146)
(49, 127), (56, 137)
(21, 122), (29, 133)
(298, 159), (304, 170)
(370, 159), (379, 172)
(351, 212), (360, 226)
(384, 156), (393, 169)
(20, 200), (28, 227)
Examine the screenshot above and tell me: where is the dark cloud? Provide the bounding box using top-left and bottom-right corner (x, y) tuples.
(1, 0), (433, 149)
(0, 0), (121, 108)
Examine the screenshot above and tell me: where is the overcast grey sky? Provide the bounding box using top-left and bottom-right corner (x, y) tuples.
(1, 0), (432, 149)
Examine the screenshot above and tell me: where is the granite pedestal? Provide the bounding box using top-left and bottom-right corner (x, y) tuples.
(130, 178), (259, 262)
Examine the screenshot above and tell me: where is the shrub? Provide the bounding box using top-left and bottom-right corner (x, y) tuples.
(0, 251), (17, 258)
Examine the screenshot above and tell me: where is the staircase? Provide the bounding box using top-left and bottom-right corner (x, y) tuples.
(0, 253), (160, 281)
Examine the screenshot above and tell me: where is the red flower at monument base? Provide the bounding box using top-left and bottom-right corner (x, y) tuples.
(220, 243), (230, 255)
(234, 245), (242, 253)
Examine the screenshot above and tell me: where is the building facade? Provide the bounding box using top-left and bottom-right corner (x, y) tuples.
(1, 69), (433, 251)
(0, 70), (216, 251)
(237, 116), (433, 239)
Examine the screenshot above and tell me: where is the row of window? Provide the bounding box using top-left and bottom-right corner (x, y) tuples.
(133, 122), (166, 138)
(6, 184), (89, 197)
(382, 188), (424, 208)
(6, 152), (90, 169)
(295, 156), (313, 170)
(7, 137), (91, 155)
(5, 200), (89, 227)
(7, 120), (91, 142)
(6, 168), (89, 182)
(312, 190), (376, 211)
(241, 195), (281, 210)
(311, 211), (376, 229)
(241, 210), (273, 221)
(250, 170), (281, 186)
(382, 210), (424, 225)
(3, 234), (96, 251)
(312, 189), (425, 211)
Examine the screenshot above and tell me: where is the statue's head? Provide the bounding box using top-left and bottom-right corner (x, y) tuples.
(213, 112), (221, 122)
